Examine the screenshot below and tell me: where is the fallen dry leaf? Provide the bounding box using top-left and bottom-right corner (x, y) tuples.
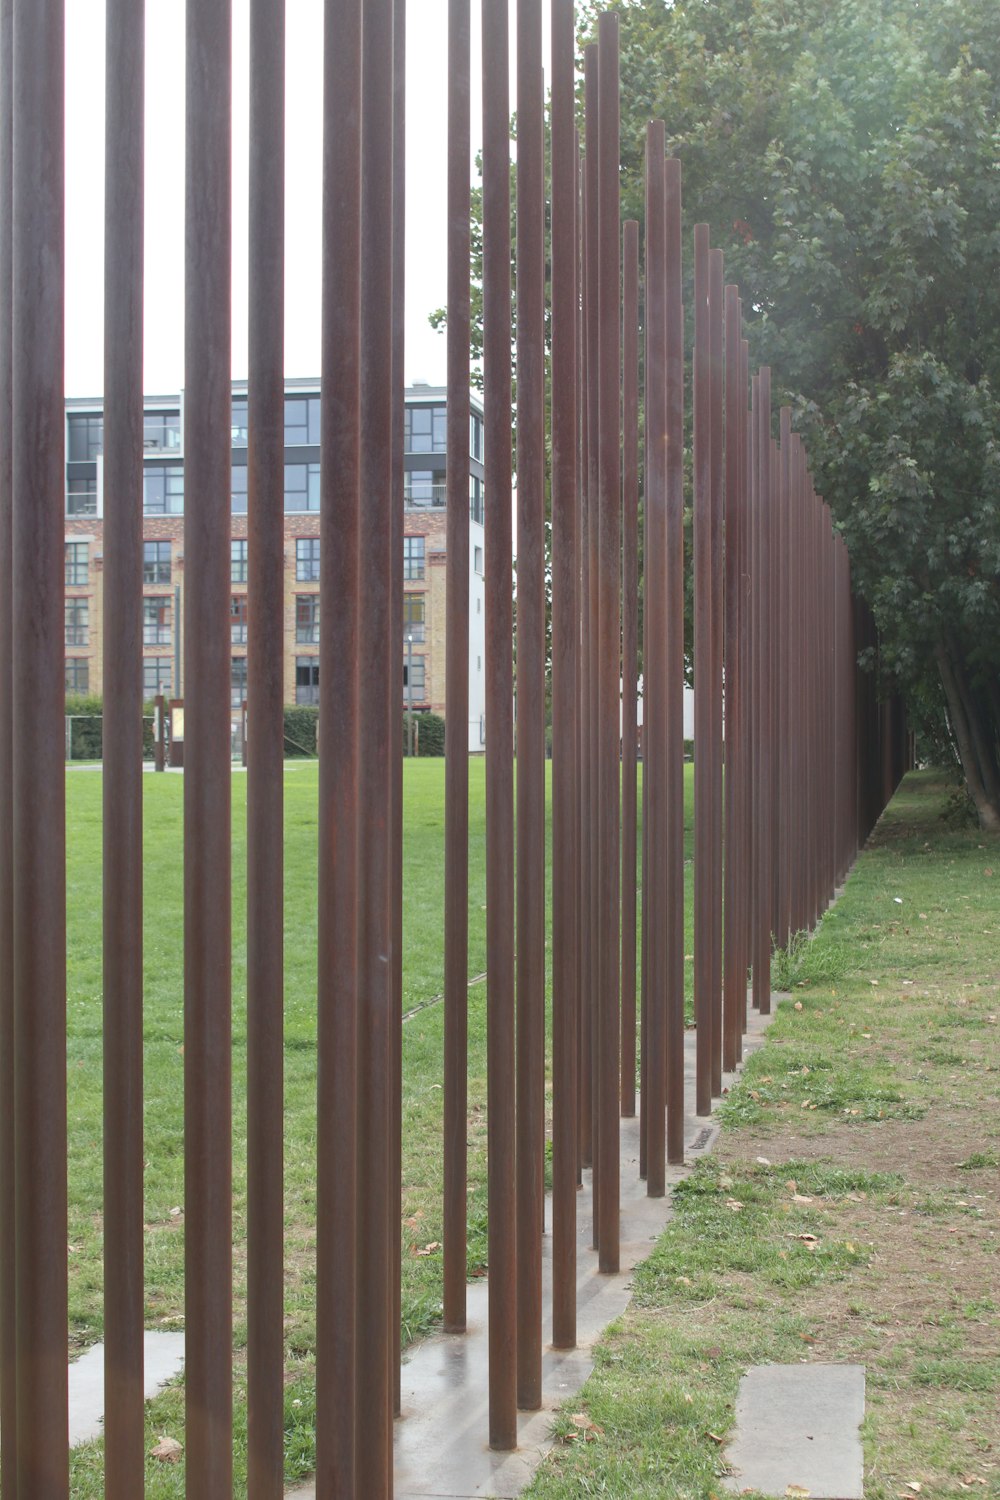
(151, 1436), (183, 1463)
(725, 1199), (744, 1212)
(794, 1001), (803, 1012)
(792, 1194), (814, 1205)
(786, 1487), (810, 1498)
(905, 1485), (922, 1495)
(706, 1430), (725, 1444)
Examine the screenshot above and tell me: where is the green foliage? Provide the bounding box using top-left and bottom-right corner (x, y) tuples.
(404, 711), (446, 757)
(64, 695), (156, 761)
(283, 705), (318, 757)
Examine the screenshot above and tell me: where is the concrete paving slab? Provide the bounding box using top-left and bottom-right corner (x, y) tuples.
(723, 1363), (865, 1499)
(68, 1330), (186, 1447)
(288, 1000), (776, 1498)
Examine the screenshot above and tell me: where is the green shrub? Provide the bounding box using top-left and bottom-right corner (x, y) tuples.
(404, 711), (445, 757)
(65, 695), (157, 761)
(283, 705), (318, 757)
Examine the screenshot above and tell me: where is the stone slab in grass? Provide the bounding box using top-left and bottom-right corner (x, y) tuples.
(723, 1363), (865, 1499)
(69, 1331), (186, 1447)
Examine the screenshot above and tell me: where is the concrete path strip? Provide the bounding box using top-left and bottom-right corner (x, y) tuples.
(68, 1330), (186, 1448)
(723, 1362), (866, 1499)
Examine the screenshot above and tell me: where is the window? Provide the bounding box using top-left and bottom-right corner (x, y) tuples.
(65, 542), (89, 587)
(284, 395), (321, 446)
(403, 658), (425, 697)
(230, 594), (248, 644)
(143, 465), (184, 516)
(65, 658), (90, 694)
(296, 538), (320, 582)
(143, 541), (171, 585)
(231, 397), (248, 447)
(474, 545), (484, 576)
(231, 655), (248, 708)
(295, 656), (320, 705)
(403, 593), (425, 643)
(67, 476), (97, 517)
(143, 411), (181, 452)
(404, 404), (446, 453)
(404, 470), (444, 508)
(65, 600), (89, 647)
(284, 461), (320, 513)
(403, 535), (425, 581)
(143, 657), (172, 698)
(470, 474), (484, 525)
(232, 465), (248, 514)
(67, 413), (103, 461)
(296, 594), (320, 644)
(470, 410), (484, 461)
(143, 596), (171, 646)
(231, 539), (248, 583)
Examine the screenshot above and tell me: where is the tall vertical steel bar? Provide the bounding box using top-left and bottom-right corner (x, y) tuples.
(642, 124), (667, 1198)
(595, 12), (621, 1274)
(721, 284), (742, 1076)
(515, 0), (545, 1412)
(748, 372), (760, 1008)
(578, 156), (593, 1175)
(583, 47), (600, 1207)
(708, 248), (724, 1097)
(356, 0), (395, 1487)
(664, 158), (685, 1162)
(787, 437), (801, 934)
(752, 368), (773, 1015)
(443, 0), (471, 1339)
(776, 406), (793, 953)
(103, 0), (145, 1488)
(482, 0), (517, 1448)
(316, 0), (362, 1488)
(0, 2), (15, 1483)
(620, 220), (639, 1120)
(184, 2), (234, 1487)
(692, 224), (713, 1115)
(550, 0), (579, 1354)
(12, 1), (67, 1489)
(738, 333), (751, 1047)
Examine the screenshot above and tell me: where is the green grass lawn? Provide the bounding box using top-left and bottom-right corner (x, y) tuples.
(65, 757), (697, 1490)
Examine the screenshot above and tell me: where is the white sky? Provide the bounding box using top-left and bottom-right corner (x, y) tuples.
(64, 0), (552, 398)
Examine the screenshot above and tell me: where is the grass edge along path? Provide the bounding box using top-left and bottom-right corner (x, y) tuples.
(524, 770), (1000, 1500)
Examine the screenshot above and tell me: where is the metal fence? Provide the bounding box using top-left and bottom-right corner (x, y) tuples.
(0, 1), (909, 1495)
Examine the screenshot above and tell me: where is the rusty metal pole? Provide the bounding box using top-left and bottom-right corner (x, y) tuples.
(748, 372), (760, 1007)
(443, 0), (471, 1340)
(515, 0), (545, 1412)
(692, 224), (712, 1114)
(550, 0), (579, 1354)
(787, 436), (803, 937)
(595, 11), (621, 1274)
(482, 0), (517, 1449)
(184, 2), (234, 1488)
(739, 332), (751, 1047)
(316, 0), (361, 1490)
(752, 368), (773, 1015)
(578, 154), (593, 1178)
(708, 248), (724, 1097)
(776, 406), (793, 953)
(584, 47), (600, 1217)
(103, 0), (145, 1488)
(0, 2), (14, 1482)
(642, 124), (667, 1198)
(721, 284), (742, 1076)
(12, 0), (70, 1488)
(664, 158), (685, 1162)
(620, 220), (639, 1121)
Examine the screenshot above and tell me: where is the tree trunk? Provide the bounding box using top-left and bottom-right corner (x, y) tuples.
(937, 646), (1000, 832)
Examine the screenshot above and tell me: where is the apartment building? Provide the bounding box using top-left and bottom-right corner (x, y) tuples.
(63, 379), (487, 752)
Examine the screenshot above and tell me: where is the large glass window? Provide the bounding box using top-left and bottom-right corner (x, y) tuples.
(65, 658), (90, 694)
(66, 476), (97, 517)
(403, 658), (425, 697)
(232, 465), (248, 514)
(470, 474), (484, 525)
(284, 395), (321, 446)
(404, 470), (444, 508)
(295, 656), (320, 705)
(296, 594), (320, 644)
(142, 541), (171, 585)
(470, 410), (484, 461)
(65, 542), (89, 587)
(67, 413), (103, 461)
(231, 655), (248, 708)
(296, 538), (320, 582)
(143, 465), (184, 516)
(143, 596), (172, 646)
(143, 657), (172, 698)
(403, 593), (425, 643)
(143, 411), (181, 452)
(404, 405), (446, 453)
(284, 462), (320, 513)
(65, 600), (89, 647)
(403, 535), (425, 581)
(231, 539), (248, 584)
(231, 397), (249, 447)
(230, 594), (248, 644)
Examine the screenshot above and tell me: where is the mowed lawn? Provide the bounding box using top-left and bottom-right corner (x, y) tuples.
(66, 757), (696, 1490)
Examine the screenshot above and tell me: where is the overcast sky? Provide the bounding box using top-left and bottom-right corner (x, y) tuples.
(64, 0), (552, 398)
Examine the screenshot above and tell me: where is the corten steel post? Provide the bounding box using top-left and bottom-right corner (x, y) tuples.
(595, 12), (621, 1274)
(770, 427), (784, 948)
(708, 248), (724, 1097)
(692, 224), (713, 1115)
(316, 0), (361, 1489)
(578, 158), (593, 1176)
(642, 124), (667, 1198)
(103, 0), (145, 1488)
(787, 437), (802, 936)
(0, 3), (15, 1483)
(482, 0), (517, 1449)
(776, 406), (793, 954)
(184, 2), (234, 1487)
(620, 219), (639, 1121)
(356, 0), (395, 1488)
(443, 0), (471, 1339)
(550, 0), (579, 1354)
(246, 2), (285, 1491)
(664, 158), (685, 1163)
(584, 46), (600, 1205)
(752, 368), (773, 1015)
(722, 285), (743, 1075)
(738, 333), (752, 1046)
(748, 372), (759, 1007)
(515, 0), (546, 1412)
